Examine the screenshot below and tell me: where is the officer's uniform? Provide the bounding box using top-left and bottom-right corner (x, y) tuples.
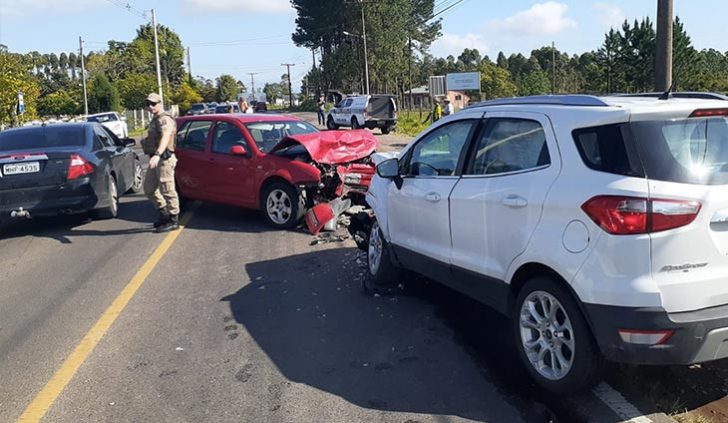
(142, 109), (179, 221)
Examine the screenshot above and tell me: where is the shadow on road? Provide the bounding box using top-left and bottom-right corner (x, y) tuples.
(224, 247), (589, 422)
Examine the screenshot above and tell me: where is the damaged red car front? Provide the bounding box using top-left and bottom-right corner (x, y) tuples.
(269, 130), (379, 236)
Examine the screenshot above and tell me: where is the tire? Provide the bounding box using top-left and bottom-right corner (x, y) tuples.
(363, 219), (399, 295)
(381, 126), (391, 135)
(327, 116), (339, 130)
(127, 159), (143, 194)
(95, 175), (119, 219)
(261, 181), (305, 229)
(513, 276), (604, 394)
(351, 117), (360, 130)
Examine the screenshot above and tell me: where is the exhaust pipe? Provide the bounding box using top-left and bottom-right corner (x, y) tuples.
(10, 207), (31, 219)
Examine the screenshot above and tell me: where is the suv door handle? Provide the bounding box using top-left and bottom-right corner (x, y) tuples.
(425, 192), (441, 203)
(502, 195), (527, 208)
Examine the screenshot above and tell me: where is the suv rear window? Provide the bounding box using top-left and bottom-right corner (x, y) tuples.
(0, 126), (86, 152)
(629, 117), (728, 185)
(573, 124), (645, 177)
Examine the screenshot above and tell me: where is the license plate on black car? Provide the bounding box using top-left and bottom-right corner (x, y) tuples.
(3, 162), (40, 175)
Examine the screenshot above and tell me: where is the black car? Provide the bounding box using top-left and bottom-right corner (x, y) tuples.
(0, 123), (143, 222)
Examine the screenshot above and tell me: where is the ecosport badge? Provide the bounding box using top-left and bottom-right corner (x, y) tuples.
(659, 262), (708, 272)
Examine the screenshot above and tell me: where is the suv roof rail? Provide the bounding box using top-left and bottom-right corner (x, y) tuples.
(467, 95), (610, 109)
(608, 92), (728, 101)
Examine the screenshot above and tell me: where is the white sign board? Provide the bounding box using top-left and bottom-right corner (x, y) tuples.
(446, 72), (480, 91)
(18, 92), (25, 114)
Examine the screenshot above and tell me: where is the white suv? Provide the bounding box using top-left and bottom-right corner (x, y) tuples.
(86, 112), (128, 139)
(365, 93), (728, 394)
(327, 95), (398, 134)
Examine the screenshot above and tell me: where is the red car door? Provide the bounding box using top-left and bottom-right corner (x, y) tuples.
(205, 120), (259, 208)
(175, 119), (214, 201)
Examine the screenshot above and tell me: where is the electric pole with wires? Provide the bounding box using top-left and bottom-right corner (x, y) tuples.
(282, 63), (295, 106)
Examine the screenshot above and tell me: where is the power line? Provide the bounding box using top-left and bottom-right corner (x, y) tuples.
(103, 0), (148, 20)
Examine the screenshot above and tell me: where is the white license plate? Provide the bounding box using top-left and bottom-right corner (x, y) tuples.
(378, 120), (385, 125)
(3, 162), (40, 175)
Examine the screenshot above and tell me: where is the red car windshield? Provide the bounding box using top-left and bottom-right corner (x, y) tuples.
(244, 120), (319, 153)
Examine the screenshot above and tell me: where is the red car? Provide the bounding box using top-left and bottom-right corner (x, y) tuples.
(174, 114), (378, 233)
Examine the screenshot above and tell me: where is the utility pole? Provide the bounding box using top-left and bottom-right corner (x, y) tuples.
(408, 35), (413, 110)
(655, 0), (673, 91)
(186, 47), (192, 84)
(79, 36), (89, 116)
(360, 0), (370, 95)
(248, 73), (258, 98)
(552, 41), (556, 94)
(151, 9), (164, 104)
(282, 63), (295, 106)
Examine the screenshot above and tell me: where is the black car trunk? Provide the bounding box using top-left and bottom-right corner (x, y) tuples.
(367, 96), (396, 120)
(0, 150), (73, 191)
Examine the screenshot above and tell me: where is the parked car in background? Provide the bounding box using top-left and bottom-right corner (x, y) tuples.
(215, 104), (240, 113)
(174, 114), (378, 232)
(254, 101), (268, 112)
(86, 112), (128, 139)
(188, 103), (208, 116)
(327, 95), (398, 134)
(0, 123), (142, 223)
(206, 103), (218, 114)
(365, 93), (728, 394)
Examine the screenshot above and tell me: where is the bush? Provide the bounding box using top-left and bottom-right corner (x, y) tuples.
(396, 111), (430, 137)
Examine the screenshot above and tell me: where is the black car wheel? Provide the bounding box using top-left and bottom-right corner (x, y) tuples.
(95, 175), (119, 219)
(128, 159), (143, 194)
(351, 117), (360, 130)
(381, 126), (391, 135)
(327, 116), (339, 130)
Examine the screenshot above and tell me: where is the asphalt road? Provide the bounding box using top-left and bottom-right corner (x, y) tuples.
(0, 122), (675, 423)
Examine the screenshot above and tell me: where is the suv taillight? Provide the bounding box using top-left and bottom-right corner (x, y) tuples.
(362, 109), (368, 118)
(68, 154), (94, 180)
(581, 196), (701, 235)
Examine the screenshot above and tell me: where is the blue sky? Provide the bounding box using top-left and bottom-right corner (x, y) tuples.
(1, 0), (726, 91)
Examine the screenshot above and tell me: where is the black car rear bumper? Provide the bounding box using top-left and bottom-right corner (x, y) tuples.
(585, 302), (728, 365)
(0, 177), (98, 217)
(365, 119), (396, 129)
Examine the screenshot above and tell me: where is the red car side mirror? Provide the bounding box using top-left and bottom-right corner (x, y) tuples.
(230, 145), (247, 155)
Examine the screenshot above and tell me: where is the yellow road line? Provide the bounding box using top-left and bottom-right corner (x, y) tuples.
(17, 212), (194, 423)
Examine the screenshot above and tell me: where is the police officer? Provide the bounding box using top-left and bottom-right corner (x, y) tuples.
(142, 93), (180, 233)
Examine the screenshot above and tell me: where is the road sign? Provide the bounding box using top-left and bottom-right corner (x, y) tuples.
(18, 92), (25, 114)
(446, 72), (480, 91)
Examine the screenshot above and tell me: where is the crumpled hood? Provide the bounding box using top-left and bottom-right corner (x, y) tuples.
(269, 130), (380, 165)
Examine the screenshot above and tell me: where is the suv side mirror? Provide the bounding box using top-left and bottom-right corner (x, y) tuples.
(376, 158), (399, 178)
(123, 138), (136, 148)
(230, 145), (247, 156)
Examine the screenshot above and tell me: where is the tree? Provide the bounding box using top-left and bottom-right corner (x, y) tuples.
(194, 76), (217, 102)
(88, 73), (120, 113)
(292, 0), (440, 97)
(133, 24), (186, 87)
(480, 62), (517, 99)
(67, 52), (77, 81)
(37, 90), (79, 116)
(216, 74), (238, 102)
(672, 16), (699, 90)
(173, 82), (203, 115)
(117, 73), (158, 110)
(0, 50), (40, 125)
(263, 82), (285, 103)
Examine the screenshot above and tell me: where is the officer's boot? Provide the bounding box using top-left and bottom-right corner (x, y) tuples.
(156, 213), (179, 233)
(153, 208), (170, 228)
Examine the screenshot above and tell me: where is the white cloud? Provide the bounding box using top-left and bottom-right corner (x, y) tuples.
(485, 2), (576, 36)
(592, 3), (625, 28)
(181, 0), (291, 14)
(431, 33), (489, 58)
(0, 0), (102, 17)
